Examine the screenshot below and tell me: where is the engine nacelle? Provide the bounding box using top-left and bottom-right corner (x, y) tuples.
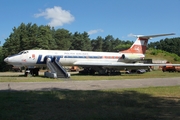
(122, 54), (125, 59)
(119, 54), (142, 63)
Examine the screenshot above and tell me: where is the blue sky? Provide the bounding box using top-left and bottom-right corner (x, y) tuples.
(0, 0), (180, 46)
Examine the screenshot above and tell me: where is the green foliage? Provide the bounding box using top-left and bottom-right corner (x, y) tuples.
(70, 32), (91, 50)
(102, 35), (113, 52)
(91, 36), (103, 51)
(115, 44), (132, 51)
(148, 37), (180, 56)
(2, 23), (55, 55)
(150, 51), (158, 55)
(147, 48), (180, 63)
(0, 47), (4, 71)
(54, 29), (72, 50)
(174, 55), (180, 61)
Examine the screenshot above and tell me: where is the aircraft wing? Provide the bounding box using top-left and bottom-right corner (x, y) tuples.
(74, 61), (180, 67)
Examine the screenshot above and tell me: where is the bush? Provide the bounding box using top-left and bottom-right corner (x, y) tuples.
(150, 51), (158, 55)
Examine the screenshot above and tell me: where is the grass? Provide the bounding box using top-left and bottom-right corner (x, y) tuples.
(71, 70), (180, 80)
(0, 70), (180, 82)
(0, 71), (180, 119)
(145, 49), (180, 63)
(0, 86), (180, 120)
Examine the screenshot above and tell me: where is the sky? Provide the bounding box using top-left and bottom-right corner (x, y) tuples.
(0, 0), (180, 46)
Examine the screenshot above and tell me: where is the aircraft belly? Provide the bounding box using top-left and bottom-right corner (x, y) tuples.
(12, 63), (23, 67)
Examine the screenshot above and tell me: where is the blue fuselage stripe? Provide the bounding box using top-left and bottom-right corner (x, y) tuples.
(36, 55), (119, 64)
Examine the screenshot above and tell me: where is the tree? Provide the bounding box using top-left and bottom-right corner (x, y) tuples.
(111, 38), (122, 52)
(102, 35), (113, 52)
(91, 36), (103, 51)
(26, 23), (39, 49)
(0, 47), (5, 71)
(82, 32), (91, 51)
(36, 25), (57, 50)
(3, 26), (21, 56)
(70, 32), (91, 50)
(148, 37), (180, 56)
(54, 29), (72, 50)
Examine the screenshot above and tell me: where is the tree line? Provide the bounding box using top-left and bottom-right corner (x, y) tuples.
(0, 23), (133, 71)
(2, 23), (133, 56)
(0, 22), (179, 71)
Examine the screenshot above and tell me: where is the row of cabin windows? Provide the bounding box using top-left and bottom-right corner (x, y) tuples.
(64, 56), (119, 59)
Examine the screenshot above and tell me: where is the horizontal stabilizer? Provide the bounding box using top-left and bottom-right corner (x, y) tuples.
(135, 33), (175, 39)
(121, 33), (175, 54)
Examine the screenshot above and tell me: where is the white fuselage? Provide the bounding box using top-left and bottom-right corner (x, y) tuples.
(4, 33), (175, 68)
(4, 50), (145, 67)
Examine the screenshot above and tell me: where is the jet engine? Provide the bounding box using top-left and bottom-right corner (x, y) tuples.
(122, 54), (125, 59)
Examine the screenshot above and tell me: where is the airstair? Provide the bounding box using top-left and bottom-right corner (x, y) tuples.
(46, 57), (70, 78)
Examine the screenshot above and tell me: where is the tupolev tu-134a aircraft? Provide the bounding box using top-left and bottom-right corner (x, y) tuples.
(4, 33), (180, 78)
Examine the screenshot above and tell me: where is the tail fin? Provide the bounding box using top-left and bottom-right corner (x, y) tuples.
(121, 33), (175, 54)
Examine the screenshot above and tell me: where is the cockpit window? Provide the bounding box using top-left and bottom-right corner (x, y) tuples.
(23, 51), (28, 54)
(18, 51), (28, 54)
(18, 51), (24, 55)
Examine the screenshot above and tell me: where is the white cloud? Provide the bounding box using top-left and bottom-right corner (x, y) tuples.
(34, 6), (75, 27)
(88, 29), (104, 35)
(127, 33), (135, 37)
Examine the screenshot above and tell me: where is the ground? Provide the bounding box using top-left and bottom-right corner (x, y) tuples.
(0, 77), (180, 91)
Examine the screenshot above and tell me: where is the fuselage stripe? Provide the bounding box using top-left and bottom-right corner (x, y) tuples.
(64, 56), (119, 59)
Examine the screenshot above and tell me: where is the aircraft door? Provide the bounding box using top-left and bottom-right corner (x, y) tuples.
(21, 51), (36, 66)
(20, 51), (28, 65)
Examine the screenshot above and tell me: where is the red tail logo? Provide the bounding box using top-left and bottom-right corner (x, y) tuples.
(121, 38), (148, 54)
(120, 33), (175, 54)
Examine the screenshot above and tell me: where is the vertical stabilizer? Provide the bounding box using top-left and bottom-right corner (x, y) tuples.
(121, 33), (175, 54)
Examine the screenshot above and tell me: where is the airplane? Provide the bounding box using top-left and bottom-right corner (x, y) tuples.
(4, 33), (180, 78)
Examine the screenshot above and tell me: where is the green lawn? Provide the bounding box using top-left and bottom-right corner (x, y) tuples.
(0, 71), (180, 119)
(0, 86), (180, 120)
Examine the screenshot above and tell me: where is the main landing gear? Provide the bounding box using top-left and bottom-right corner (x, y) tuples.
(106, 70), (121, 76)
(79, 67), (121, 75)
(25, 68), (40, 77)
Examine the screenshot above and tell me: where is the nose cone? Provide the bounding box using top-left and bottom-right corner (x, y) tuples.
(4, 57), (9, 63)
(4, 56), (22, 67)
